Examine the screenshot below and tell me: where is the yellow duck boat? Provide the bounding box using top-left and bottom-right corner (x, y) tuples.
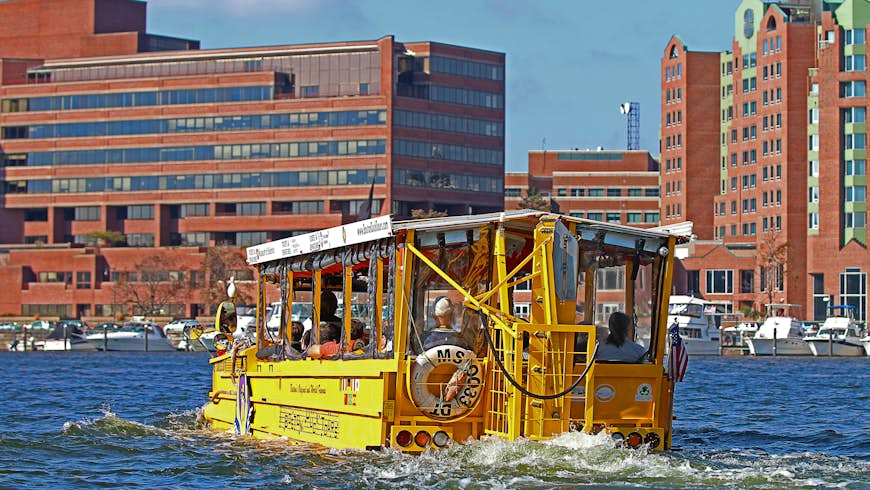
(199, 210), (688, 451)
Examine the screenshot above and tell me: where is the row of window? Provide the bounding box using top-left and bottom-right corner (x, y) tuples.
(393, 168), (503, 193)
(664, 63), (682, 82)
(761, 36), (783, 55)
(567, 211), (659, 223)
(664, 203), (682, 219)
(429, 55), (504, 81)
(6, 169), (386, 194)
(394, 139), (502, 165)
(428, 85), (504, 109)
(1, 110), (387, 140)
(664, 110), (682, 126)
(1, 86), (273, 113)
(665, 157), (682, 172)
(555, 187), (659, 197)
(664, 133), (682, 150)
(12, 139), (387, 167)
(664, 87), (682, 104)
(393, 110), (502, 137)
(664, 180), (682, 196)
(761, 62), (782, 81)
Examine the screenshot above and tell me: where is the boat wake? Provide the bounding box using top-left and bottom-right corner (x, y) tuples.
(350, 431), (869, 488)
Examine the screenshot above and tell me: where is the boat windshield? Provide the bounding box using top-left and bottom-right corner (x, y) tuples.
(669, 303), (703, 318)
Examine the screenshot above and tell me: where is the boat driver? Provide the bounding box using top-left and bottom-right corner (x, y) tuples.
(423, 297), (470, 350)
(596, 311), (646, 362)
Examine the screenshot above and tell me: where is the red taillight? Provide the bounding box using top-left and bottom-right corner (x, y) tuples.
(414, 431), (431, 447)
(644, 432), (661, 449)
(626, 432), (643, 448)
(396, 430), (412, 447)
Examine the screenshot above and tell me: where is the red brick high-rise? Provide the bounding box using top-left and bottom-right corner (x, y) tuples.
(0, 0), (505, 318)
(664, 0), (869, 323)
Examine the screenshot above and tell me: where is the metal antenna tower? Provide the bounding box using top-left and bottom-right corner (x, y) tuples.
(619, 101), (640, 150)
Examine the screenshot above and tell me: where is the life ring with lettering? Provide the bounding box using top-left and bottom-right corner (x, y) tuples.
(409, 344), (484, 420)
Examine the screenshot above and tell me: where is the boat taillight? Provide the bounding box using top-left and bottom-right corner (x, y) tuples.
(396, 430), (413, 447)
(643, 432), (661, 449)
(610, 432), (625, 445)
(626, 432), (643, 448)
(414, 431), (431, 447)
(432, 430), (450, 447)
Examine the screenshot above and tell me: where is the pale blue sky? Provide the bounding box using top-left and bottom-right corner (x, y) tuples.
(147, 0), (739, 171)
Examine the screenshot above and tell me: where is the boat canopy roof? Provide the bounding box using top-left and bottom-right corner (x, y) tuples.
(246, 210), (690, 266)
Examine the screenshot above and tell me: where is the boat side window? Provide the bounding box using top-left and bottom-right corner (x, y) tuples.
(576, 228), (666, 363)
(408, 226), (492, 357)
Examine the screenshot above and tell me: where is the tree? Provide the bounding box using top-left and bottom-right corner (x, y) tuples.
(518, 187), (558, 212)
(114, 254), (187, 317)
(757, 229), (790, 316)
(411, 208), (448, 219)
(87, 230), (126, 246)
(200, 246), (253, 310)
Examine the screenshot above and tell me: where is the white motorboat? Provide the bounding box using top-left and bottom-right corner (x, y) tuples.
(804, 305), (865, 357)
(861, 334), (870, 356)
(86, 322), (176, 352)
(747, 316), (811, 356)
(36, 321), (96, 351)
(654, 295), (722, 355)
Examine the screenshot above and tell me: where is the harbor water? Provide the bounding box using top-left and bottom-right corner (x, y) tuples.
(0, 353), (867, 488)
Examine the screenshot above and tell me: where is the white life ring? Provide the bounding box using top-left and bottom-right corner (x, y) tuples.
(409, 344), (484, 420)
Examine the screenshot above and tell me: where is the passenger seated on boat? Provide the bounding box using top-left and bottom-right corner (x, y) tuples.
(289, 321), (304, 351)
(423, 297), (470, 349)
(319, 290), (341, 324)
(346, 319), (368, 354)
(315, 321), (341, 358)
(596, 311), (646, 363)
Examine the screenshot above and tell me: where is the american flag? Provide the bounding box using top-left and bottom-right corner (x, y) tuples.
(667, 321), (688, 382)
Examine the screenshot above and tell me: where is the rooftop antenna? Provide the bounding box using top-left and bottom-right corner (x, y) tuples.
(619, 101), (640, 150)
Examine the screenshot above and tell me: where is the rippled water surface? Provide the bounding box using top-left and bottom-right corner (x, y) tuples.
(0, 353), (867, 488)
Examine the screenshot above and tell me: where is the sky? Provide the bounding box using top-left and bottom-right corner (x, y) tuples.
(147, 0), (740, 172)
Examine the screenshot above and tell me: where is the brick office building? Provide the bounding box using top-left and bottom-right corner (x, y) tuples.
(505, 149), (661, 324)
(0, 0), (505, 318)
(663, 0), (869, 323)
(506, 150), (661, 227)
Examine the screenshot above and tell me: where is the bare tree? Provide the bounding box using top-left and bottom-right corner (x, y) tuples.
(114, 254), (187, 317)
(757, 229), (789, 315)
(411, 208), (448, 219)
(200, 246), (253, 309)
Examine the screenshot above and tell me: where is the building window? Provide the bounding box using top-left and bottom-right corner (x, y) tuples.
(180, 203), (210, 217)
(842, 81), (867, 97)
(596, 268), (625, 291)
(126, 233), (154, 246)
(809, 186), (819, 203)
(644, 212), (659, 223)
(127, 205), (154, 220)
(606, 212), (621, 223)
(840, 268), (867, 322)
(300, 85), (320, 98)
(626, 212), (642, 223)
(180, 232), (210, 246)
(846, 159), (866, 176)
(236, 231), (267, 247)
(809, 212), (819, 229)
(740, 270), (754, 293)
(846, 185), (867, 202)
(76, 271), (91, 290)
(845, 133), (866, 150)
(706, 270), (733, 294)
(74, 206), (100, 221)
(846, 212), (867, 228)
(809, 160), (819, 177)
(845, 55), (866, 72)
(238, 202), (266, 216)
